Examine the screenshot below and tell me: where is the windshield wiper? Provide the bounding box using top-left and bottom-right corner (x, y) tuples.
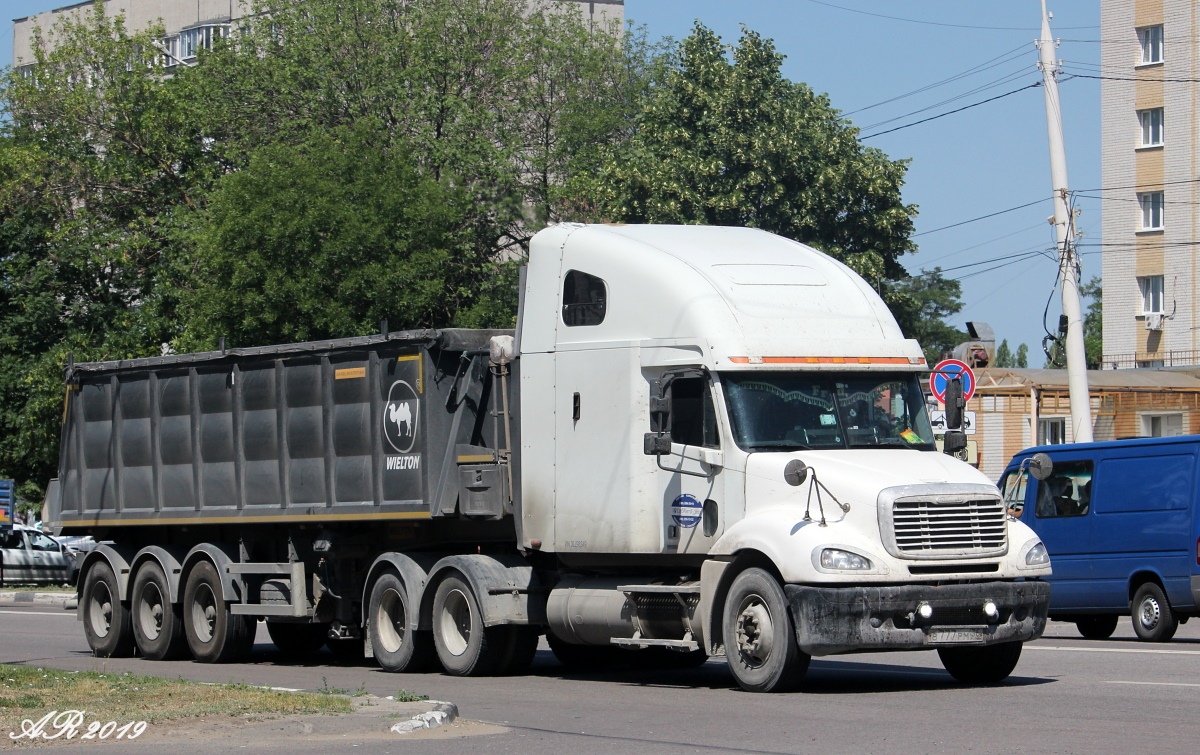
(746, 441), (813, 451)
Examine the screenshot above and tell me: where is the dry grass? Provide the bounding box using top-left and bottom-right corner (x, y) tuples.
(0, 664), (351, 733)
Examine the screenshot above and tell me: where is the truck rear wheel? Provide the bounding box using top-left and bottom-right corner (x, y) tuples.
(494, 626), (541, 676)
(82, 561), (136, 658)
(722, 568), (810, 693)
(938, 641), (1022, 684)
(432, 572), (504, 676)
(1075, 615), (1118, 640)
(131, 562), (187, 660)
(368, 571), (435, 672)
(183, 560), (255, 663)
(1132, 583), (1178, 642)
(267, 622), (329, 656)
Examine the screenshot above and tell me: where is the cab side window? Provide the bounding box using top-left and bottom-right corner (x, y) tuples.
(1035, 460), (1093, 518)
(671, 378), (720, 449)
(29, 532), (59, 552)
(562, 270), (607, 327)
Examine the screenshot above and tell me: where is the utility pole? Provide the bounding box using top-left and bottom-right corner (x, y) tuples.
(1037, 0), (1093, 443)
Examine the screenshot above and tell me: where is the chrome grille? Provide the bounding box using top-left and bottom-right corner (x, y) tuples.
(892, 498), (1007, 556)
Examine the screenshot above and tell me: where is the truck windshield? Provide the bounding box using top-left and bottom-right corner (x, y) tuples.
(721, 372), (936, 451)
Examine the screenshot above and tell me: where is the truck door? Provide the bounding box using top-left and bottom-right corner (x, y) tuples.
(652, 374), (724, 554)
(1029, 459), (1096, 610)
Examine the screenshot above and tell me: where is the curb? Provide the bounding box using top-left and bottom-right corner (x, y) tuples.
(0, 591), (75, 608)
(389, 701), (459, 734)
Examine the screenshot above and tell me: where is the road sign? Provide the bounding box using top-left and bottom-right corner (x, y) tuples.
(929, 410), (976, 435)
(930, 359), (976, 404)
(0, 479), (13, 532)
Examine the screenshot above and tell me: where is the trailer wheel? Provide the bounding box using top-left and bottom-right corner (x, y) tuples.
(722, 568), (809, 693)
(267, 622), (328, 657)
(1075, 615), (1119, 640)
(432, 572), (503, 676)
(494, 626), (541, 676)
(183, 560), (254, 663)
(1132, 582), (1178, 642)
(938, 641), (1023, 684)
(82, 561), (135, 658)
(368, 571), (435, 672)
(131, 562), (187, 660)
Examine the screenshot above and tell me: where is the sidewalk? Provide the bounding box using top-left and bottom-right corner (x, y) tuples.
(0, 590), (75, 608)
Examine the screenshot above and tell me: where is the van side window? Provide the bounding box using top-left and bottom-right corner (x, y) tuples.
(562, 270), (607, 327)
(1000, 470), (1029, 517)
(1035, 460), (1093, 518)
(671, 378), (720, 449)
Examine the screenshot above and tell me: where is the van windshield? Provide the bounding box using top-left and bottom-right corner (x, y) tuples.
(721, 372), (936, 452)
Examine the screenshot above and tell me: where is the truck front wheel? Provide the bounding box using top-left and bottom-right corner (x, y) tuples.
(432, 572), (504, 676)
(722, 568), (810, 693)
(131, 561), (188, 660)
(368, 571), (435, 672)
(938, 641), (1022, 684)
(82, 561), (136, 658)
(1075, 615), (1119, 640)
(183, 560), (255, 663)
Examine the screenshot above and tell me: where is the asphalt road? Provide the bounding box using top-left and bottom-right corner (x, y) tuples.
(2, 605), (1199, 754)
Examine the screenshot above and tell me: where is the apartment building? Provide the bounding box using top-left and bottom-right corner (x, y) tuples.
(1100, 0), (1199, 369)
(13, 0), (624, 67)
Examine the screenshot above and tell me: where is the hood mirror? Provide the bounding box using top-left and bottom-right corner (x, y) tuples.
(783, 459), (809, 487)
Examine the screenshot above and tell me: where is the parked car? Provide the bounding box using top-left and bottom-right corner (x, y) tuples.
(1000, 436), (1200, 642)
(0, 525), (78, 585)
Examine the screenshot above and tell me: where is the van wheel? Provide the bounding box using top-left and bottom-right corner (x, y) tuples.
(183, 560), (254, 663)
(1132, 583), (1178, 642)
(368, 571), (436, 672)
(938, 641), (1023, 684)
(267, 622), (329, 656)
(1075, 615), (1118, 640)
(82, 561), (135, 658)
(722, 568), (810, 693)
(131, 562), (188, 660)
(432, 572), (504, 676)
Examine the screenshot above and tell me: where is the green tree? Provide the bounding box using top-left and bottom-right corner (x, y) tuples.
(994, 339), (1013, 368)
(571, 23), (917, 292)
(1080, 276), (1102, 369)
(888, 269), (967, 365)
(1015, 343), (1029, 368)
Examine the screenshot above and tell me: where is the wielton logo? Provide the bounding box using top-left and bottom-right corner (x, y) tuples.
(383, 380), (419, 454)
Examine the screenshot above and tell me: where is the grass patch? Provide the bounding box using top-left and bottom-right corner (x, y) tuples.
(394, 689), (428, 703)
(0, 664), (351, 732)
(2, 585), (75, 592)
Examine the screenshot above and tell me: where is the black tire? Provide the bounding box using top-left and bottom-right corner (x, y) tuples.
(183, 560), (255, 663)
(546, 632), (625, 672)
(367, 571), (437, 672)
(81, 561), (136, 658)
(130, 561), (188, 661)
(1132, 582), (1178, 642)
(431, 572), (505, 676)
(938, 641), (1023, 684)
(722, 568), (810, 693)
(327, 636), (368, 664)
(1076, 615), (1119, 640)
(267, 622), (329, 656)
(642, 646), (710, 670)
(494, 626), (541, 676)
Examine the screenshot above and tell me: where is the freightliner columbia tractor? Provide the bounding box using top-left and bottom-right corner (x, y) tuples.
(48, 224), (1051, 692)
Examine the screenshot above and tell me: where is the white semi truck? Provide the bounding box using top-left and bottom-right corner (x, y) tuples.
(49, 224), (1051, 692)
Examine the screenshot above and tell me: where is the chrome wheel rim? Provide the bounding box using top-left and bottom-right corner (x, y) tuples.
(88, 581), (113, 639)
(138, 581), (164, 641)
(438, 588), (472, 657)
(191, 583), (217, 644)
(375, 587), (407, 654)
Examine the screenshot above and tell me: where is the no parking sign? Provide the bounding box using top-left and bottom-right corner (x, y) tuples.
(929, 359), (976, 404)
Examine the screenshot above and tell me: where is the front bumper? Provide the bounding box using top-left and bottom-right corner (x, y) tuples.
(785, 580), (1051, 657)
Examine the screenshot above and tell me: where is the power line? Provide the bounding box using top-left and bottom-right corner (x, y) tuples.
(912, 198), (1048, 237)
(856, 67), (1033, 131)
(798, 0), (1097, 31)
(1064, 72), (1200, 83)
(1074, 177), (1200, 193)
(917, 222), (1047, 265)
(861, 82), (1042, 139)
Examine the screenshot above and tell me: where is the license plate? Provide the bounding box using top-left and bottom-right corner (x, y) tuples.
(928, 628), (987, 644)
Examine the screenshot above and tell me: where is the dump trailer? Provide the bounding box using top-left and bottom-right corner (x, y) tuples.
(49, 224), (1052, 692)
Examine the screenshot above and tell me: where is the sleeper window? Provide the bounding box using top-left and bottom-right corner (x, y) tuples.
(562, 270), (607, 327)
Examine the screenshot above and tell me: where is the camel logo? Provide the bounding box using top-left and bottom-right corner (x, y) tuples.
(383, 380), (420, 454)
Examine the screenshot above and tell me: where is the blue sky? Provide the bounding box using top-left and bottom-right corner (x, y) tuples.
(5, 1), (1102, 359)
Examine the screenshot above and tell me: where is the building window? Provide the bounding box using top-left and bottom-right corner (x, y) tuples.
(1038, 417), (1066, 445)
(1142, 413), (1183, 437)
(562, 270), (606, 326)
(1138, 25), (1164, 65)
(1138, 275), (1165, 314)
(1138, 191), (1164, 230)
(163, 24), (230, 67)
(1138, 108), (1164, 147)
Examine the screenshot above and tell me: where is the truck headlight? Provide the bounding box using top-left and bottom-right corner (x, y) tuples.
(1024, 542), (1049, 566)
(820, 548), (873, 570)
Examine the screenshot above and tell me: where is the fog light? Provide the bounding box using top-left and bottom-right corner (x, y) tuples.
(983, 600), (999, 620)
(917, 602), (933, 620)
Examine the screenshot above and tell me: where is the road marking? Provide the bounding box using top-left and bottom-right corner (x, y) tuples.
(1106, 681), (1200, 688)
(0, 609), (71, 617)
(1028, 644), (1200, 656)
